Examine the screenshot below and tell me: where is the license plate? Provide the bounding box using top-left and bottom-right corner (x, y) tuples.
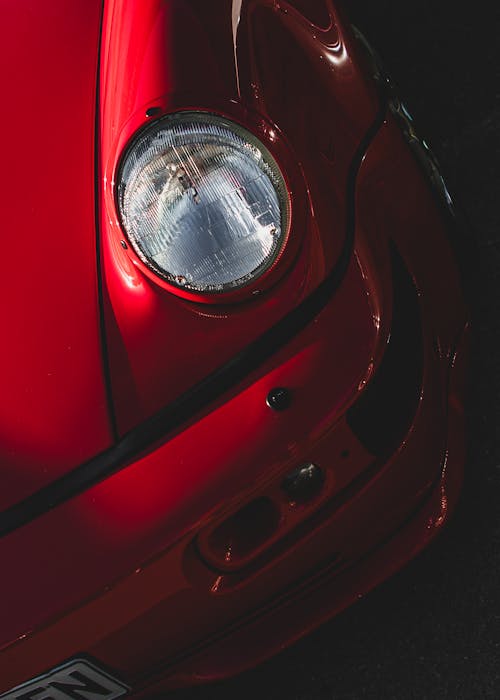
(1, 658), (130, 700)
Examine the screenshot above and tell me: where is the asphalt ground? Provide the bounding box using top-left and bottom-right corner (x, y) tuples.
(172, 2), (500, 698)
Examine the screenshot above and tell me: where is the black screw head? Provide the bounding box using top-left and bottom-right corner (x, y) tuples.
(266, 387), (291, 411)
(145, 106), (162, 118)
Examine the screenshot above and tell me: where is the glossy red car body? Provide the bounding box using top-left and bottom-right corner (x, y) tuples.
(0, 0), (469, 696)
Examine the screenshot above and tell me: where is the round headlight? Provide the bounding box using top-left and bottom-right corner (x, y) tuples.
(117, 112), (291, 295)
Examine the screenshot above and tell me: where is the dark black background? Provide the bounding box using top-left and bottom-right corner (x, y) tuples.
(172, 2), (500, 697)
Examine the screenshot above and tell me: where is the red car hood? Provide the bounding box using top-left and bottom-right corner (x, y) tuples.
(0, 0), (112, 511)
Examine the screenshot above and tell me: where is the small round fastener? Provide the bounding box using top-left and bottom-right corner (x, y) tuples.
(282, 463), (325, 504)
(266, 387), (291, 411)
(145, 106), (162, 118)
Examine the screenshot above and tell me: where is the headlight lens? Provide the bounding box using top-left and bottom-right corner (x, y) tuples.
(118, 112), (291, 295)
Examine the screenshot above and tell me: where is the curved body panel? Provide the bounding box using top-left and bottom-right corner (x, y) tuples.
(0, 0), (111, 511)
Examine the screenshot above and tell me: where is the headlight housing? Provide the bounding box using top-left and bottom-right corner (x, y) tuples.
(117, 112), (291, 298)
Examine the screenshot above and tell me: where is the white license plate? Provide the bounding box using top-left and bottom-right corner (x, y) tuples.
(1, 658), (130, 700)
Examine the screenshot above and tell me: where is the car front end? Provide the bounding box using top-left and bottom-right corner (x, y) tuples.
(0, 0), (469, 696)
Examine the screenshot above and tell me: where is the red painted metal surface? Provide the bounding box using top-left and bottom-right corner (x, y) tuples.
(99, 0), (381, 433)
(0, 0), (469, 695)
(0, 0), (112, 512)
(0, 249), (377, 657)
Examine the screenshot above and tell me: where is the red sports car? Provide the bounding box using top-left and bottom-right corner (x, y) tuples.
(0, 0), (469, 697)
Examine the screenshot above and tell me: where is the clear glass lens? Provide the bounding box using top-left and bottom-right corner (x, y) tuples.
(118, 113), (290, 293)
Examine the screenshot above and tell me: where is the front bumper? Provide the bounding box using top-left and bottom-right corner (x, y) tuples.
(0, 258), (468, 696)
(133, 320), (469, 696)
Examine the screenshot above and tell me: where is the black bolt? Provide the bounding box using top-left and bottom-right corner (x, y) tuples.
(282, 463), (325, 503)
(120, 240), (128, 250)
(145, 106), (162, 118)
(266, 387), (291, 411)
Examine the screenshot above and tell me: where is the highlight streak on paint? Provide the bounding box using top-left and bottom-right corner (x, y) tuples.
(232, 0), (243, 97)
